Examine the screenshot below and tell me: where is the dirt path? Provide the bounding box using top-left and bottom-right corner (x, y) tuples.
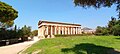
(0, 39), (39, 54)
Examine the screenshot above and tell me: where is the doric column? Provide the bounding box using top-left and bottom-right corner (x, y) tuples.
(50, 26), (53, 38)
(74, 27), (76, 34)
(76, 27), (78, 34)
(58, 26), (61, 34)
(51, 26), (53, 35)
(79, 27), (82, 34)
(62, 26), (64, 35)
(51, 26), (55, 38)
(77, 27), (81, 34)
(71, 27), (73, 34)
(55, 26), (57, 35)
(69, 27), (71, 34)
(46, 26), (49, 35)
(64, 27), (65, 34)
(68, 27), (70, 34)
(47, 26), (50, 38)
(66, 27), (68, 35)
(65, 27), (67, 34)
(72, 27), (74, 34)
(75, 27), (76, 34)
(77, 27), (79, 34)
(73, 27), (75, 34)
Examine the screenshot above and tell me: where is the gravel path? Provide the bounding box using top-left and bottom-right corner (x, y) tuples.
(0, 39), (39, 54)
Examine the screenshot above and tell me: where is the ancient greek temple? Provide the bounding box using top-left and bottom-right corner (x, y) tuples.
(38, 20), (82, 39)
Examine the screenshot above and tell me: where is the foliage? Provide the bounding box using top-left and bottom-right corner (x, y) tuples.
(0, 25), (32, 41)
(19, 25), (32, 41)
(95, 26), (109, 35)
(55, 34), (81, 37)
(74, 0), (120, 18)
(22, 36), (120, 54)
(112, 24), (120, 36)
(0, 25), (19, 40)
(108, 17), (120, 36)
(108, 17), (117, 34)
(95, 17), (120, 36)
(0, 1), (18, 28)
(73, 0), (120, 36)
(74, 0), (119, 8)
(31, 30), (38, 36)
(0, 1), (18, 40)
(55, 34), (93, 37)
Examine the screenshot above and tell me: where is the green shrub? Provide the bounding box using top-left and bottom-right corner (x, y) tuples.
(54, 34), (93, 37)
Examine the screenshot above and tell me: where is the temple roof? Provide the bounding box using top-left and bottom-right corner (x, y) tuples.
(38, 20), (81, 26)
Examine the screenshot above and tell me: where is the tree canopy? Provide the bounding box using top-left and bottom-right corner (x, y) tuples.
(95, 17), (120, 36)
(21, 25), (31, 37)
(74, 0), (120, 18)
(0, 1), (18, 28)
(31, 30), (38, 36)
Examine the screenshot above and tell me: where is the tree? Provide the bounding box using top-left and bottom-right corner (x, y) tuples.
(112, 24), (120, 36)
(0, 25), (19, 40)
(111, 18), (120, 36)
(74, 0), (120, 18)
(31, 30), (38, 36)
(95, 26), (109, 35)
(21, 25), (31, 37)
(108, 17), (117, 34)
(0, 1), (18, 28)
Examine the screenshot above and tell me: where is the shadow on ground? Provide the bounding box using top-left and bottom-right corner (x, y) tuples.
(115, 38), (120, 40)
(61, 43), (120, 54)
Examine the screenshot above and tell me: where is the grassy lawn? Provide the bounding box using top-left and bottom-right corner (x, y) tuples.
(22, 36), (120, 54)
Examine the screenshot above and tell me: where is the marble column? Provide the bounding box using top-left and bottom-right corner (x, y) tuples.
(75, 27), (76, 34)
(69, 27), (71, 34)
(77, 27), (81, 34)
(71, 27), (73, 34)
(67, 27), (69, 34)
(72, 27), (74, 34)
(68, 27), (70, 34)
(62, 26), (64, 35)
(51, 26), (52, 35)
(47, 26), (50, 38)
(65, 27), (67, 34)
(51, 26), (55, 38)
(78, 27), (79, 34)
(76, 27), (78, 34)
(55, 26), (57, 35)
(46, 26), (49, 35)
(64, 27), (65, 34)
(73, 27), (75, 34)
(79, 27), (82, 34)
(58, 26), (61, 34)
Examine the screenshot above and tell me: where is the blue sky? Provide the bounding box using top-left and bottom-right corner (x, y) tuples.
(1, 0), (118, 30)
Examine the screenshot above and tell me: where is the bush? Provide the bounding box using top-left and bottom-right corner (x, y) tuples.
(54, 34), (93, 37)
(95, 26), (109, 36)
(112, 24), (120, 36)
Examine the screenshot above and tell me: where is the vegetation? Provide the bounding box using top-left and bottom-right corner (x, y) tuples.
(18, 25), (32, 41)
(22, 36), (120, 54)
(0, 1), (18, 28)
(73, 0), (120, 36)
(0, 25), (32, 40)
(0, 25), (19, 40)
(74, 0), (120, 18)
(21, 25), (31, 37)
(31, 30), (38, 36)
(95, 17), (120, 36)
(55, 34), (94, 37)
(0, 1), (18, 40)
